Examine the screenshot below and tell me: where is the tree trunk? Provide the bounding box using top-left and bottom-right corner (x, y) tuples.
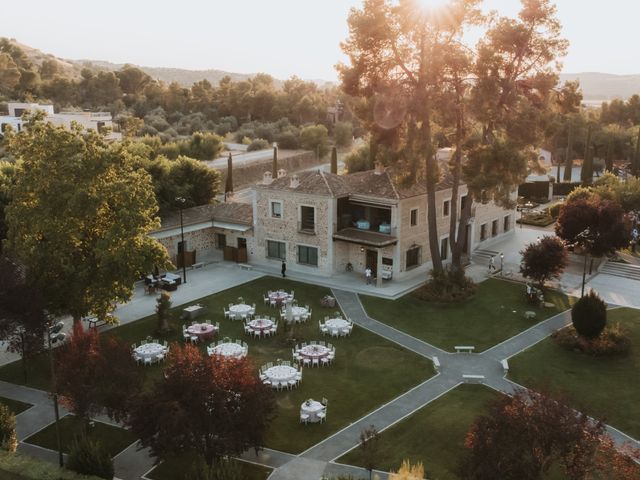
(272, 146), (278, 177)
(424, 121), (442, 274)
(563, 126), (573, 182)
(581, 124), (593, 185)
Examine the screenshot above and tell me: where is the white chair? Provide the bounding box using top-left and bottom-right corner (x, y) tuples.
(156, 352), (165, 363)
(321, 356), (330, 367)
(317, 409), (326, 423)
(302, 357), (311, 368)
(312, 358), (319, 368)
(263, 295), (269, 305)
(270, 299), (277, 308)
(183, 330), (190, 342)
(300, 413), (310, 424)
(243, 325), (251, 335)
(190, 335), (199, 344)
(223, 308), (230, 319)
(143, 356), (152, 366)
(288, 379), (297, 390)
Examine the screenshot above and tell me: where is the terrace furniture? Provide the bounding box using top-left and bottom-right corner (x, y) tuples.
(454, 346), (475, 353)
(501, 359), (509, 374)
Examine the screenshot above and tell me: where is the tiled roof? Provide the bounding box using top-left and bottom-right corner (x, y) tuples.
(159, 202), (253, 231)
(256, 166), (456, 200)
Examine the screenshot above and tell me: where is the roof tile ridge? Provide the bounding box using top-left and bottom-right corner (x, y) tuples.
(386, 170), (401, 199)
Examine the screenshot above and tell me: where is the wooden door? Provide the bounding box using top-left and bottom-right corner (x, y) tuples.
(366, 249), (378, 277)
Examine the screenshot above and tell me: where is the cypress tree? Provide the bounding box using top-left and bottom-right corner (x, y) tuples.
(563, 126), (573, 182)
(605, 139), (613, 172)
(225, 152), (233, 198)
(272, 145), (278, 177)
(330, 146), (338, 174)
(581, 124), (593, 185)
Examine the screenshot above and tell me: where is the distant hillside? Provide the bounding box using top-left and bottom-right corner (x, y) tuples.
(560, 72), (640, 102)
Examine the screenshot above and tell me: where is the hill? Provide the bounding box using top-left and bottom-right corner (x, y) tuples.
(559, 72), (640, 102)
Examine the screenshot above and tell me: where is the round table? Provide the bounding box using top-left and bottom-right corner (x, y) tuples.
(300, 400), (325, 423)
(298, 344), (330, 359)
(209, 342), (246, 358)
(287, 306), (308, 321)
(269, 291), (292, 306)
(134, 343), (165, 361)
(229, 304), (253, 320)
(248, 318), (274, 333)
(264, 365), (298, 384)
(325, 318), (350, 336)
(186, 323), (217, 339)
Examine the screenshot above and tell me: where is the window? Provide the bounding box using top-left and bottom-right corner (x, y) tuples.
(443, 200), (450, 217)
(440, 237), (449, 260)
(298, 245), (318, 266)
(492, 219), (498, 237)
(410, 208), (418, 226)
(480, 223), (487, 241)
(406, 246), (421, 269)
(267, 240), (286, 260)
(503, 215), (510, 232)
(299, 206), (315, 232)
(460, 195), (468, 212)
(96, 121), (106, 133)
(216, 233), (226, 249)
(270, 201), (282, 218)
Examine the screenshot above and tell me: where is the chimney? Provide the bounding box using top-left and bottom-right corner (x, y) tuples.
(262, 171), (273, 185)
(374, 161), (385, 175)
(277, 169), (287, 178)
(290, 174), (300, 189)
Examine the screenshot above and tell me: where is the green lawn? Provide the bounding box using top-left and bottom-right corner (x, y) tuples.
(360, 278), (572, 352)
(24, 415), (137, 457)
(338, 385), (500, 480)
(2, 277), (434, 454)
(147, 452), (272, 480)
(0, 396), (32, 415)
(509, 307), (640, 440)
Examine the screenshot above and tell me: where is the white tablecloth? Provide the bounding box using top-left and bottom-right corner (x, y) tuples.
(269, 291), (292, 305)
(325, 318), (350, 336)
(264, 365), (297, 383)
(134, 343), (165, 360)
(300, 400), (325, 423)
(229, 304), (253, 319)
(289, 306), (308, 318)
(248, 318), (274, 332)
(209, 342), (246, 358)
(298, 344), (330, 359)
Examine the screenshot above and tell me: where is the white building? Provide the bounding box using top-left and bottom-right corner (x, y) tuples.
(0, 102), (121, 140)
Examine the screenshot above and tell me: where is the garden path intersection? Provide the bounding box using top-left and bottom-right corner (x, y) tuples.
(0, 287), (638, 480)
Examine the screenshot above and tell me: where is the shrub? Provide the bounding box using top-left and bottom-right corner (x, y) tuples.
(546, 201), (563, 219)
(66, 437), (114, 480)
(414, 266), (477, 303)
(333, 121), (353, 147)
(156, 291), (172, 335)
(519, 236), (568, 288)
(247, 138), (270, 151)
(274, 131), (300, 149)
(300, 124), (329, 158)
(0, 405), (17, 452)
(0, 451), (105, 480)
(554, 323), (631, 356)
(572, 290), (607, 339)
(345, 143), (370, 173)
(187, 458), (244, 480)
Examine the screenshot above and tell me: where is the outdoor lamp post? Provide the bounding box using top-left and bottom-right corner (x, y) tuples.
(574, 227), (594, 298)
(46, 316), (66, 467)
(175, 196), (187, 284)
(500, 253), (504, 277)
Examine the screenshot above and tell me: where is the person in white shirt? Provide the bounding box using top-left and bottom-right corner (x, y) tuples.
(365, 267), (372, 285)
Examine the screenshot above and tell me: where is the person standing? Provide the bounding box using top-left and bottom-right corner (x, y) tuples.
(488, 256), (496, 273)
(281, 260), (287, 278)
(365, 266), (372, 285)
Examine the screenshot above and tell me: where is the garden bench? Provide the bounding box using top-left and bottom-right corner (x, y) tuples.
(501, 359), (509, 374)
(192, 262), (204, 269)
(462, 374), (485, 383)
(237, 264), (253, 271)
(432, 356), (440, 371)
(454, 346), (475, 353)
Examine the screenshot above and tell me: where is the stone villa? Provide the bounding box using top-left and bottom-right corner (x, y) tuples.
(152, 160), (515, 286)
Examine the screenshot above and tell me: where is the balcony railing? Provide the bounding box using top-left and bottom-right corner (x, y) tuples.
(297, 222), (316, 235)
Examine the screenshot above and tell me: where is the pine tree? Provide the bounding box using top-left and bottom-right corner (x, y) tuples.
(225, 152), (233, 198)
(272, 145), (278, 177)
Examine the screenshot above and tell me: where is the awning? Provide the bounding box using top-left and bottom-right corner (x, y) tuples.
(332, 227), (397, 247)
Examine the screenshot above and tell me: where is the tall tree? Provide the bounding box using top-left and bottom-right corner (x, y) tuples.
(582, 123), (594, 185)
(55, 324), (142, 432)
(519, 236), (568, 289)
(225, 152), (234, 198)
(127, 344), (275, 468)
(4, 116), (169, 324)
(0, 257), (47, 383)
(461, 390), (607, 480)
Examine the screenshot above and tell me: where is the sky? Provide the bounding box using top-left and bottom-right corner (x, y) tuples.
(3, 0), (639, 81)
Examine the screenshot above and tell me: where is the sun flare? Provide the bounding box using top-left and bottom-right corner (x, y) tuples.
(413, 0), (449, 10)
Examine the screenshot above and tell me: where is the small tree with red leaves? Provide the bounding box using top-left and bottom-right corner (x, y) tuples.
(54, 324), (142, 432)
(520, 236), (568, 289)
(461, 389), (607, 480)
(126, 344), (275, 468)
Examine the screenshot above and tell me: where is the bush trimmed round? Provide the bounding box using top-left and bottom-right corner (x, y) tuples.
(571, 291), (607, 339)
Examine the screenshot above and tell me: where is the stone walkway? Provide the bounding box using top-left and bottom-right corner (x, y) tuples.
(1, 283), (638, 480)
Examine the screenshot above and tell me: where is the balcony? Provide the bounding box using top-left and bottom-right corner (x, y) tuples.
(333, 225), (397, 248)
(297, 221), (316, 235)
